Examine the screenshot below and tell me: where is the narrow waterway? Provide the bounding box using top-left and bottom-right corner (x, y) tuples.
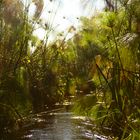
(6, 105), (108, 140)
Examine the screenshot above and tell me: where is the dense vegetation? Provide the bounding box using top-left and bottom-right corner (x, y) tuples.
(0, 0), (140, 139)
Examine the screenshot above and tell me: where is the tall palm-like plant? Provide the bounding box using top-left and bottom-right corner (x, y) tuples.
(0, 0), (37, 134)
(72, 1), (140, 139)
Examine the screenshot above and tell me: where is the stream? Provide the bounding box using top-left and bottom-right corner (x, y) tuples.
(4, 105), (109, 140)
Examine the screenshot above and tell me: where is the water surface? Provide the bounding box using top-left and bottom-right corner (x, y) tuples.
(6, 106), (108, 140)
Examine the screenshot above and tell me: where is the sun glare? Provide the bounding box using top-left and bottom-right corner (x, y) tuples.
(31, 0), (104, 40)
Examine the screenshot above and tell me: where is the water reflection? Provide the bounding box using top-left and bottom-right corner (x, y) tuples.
(8, 106), (108, 140)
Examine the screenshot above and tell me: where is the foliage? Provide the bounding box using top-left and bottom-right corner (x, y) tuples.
(0, 0), (140, 139)
(0, 0), (41, 134)
(72, 1), (140, 139)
